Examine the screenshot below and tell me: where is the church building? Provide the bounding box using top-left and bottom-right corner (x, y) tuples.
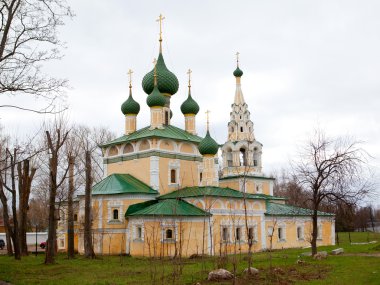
(57, 16), (335, 256)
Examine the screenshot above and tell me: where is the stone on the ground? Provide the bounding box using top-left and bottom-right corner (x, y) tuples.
(301, 252), (312, 256)
(331, 248), (344, 255)
(313, 251), (328, 260)
(273, 267), (285, 275)
(243, 267), (259, 275)
(207, 269), (234, 281)
(296, 259), (306, 265)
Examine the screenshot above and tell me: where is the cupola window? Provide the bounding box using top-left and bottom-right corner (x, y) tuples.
(165, 111), (169, 125)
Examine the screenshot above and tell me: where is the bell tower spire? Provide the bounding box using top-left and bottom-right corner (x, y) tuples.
(221, 53), (263, 177)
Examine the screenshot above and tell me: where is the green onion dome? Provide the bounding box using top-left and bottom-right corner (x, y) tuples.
(146, 85), (166, 107)
(170, 109), (173, 119)
(233, 66), (243, 77)
(180, 92), (200, 115)
(198, 131), (219, 155)
(121, 92), (140, 115)
(142, 53), (179, 95)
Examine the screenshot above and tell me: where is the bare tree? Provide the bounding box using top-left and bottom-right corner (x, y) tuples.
(83, 150), (95, 258)
(292, 129), (373, 255)
(44, 123), (70, 264)
(0, 0), (73, 114)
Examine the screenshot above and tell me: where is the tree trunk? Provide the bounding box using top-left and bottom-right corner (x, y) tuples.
(84, 151), (95, 258)
(0, 184), (13, 256)
(8, 150), (21, 260)
(18, 159), (36, 256)
(45, 156), (58, 264)
(311, 208), (318, 256)
(67, 156), (75, 259)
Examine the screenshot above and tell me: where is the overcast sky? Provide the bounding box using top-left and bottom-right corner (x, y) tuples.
(1, 1), (379, 204)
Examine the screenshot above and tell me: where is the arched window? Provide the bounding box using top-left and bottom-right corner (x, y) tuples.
(239, 148), (247, 166)
(166, 229), (173, 239)
(240, 126), (243, 132)
(123, 143), (134, 154)
(139, 140), (150, 151)
(170, 169), (176, 183)
(74, 214), (78, 222)
(108, 146), (118, 156)
(113, 209), (119, 220)
(199, 172), (203, 183)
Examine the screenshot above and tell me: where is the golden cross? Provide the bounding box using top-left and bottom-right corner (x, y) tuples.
(156, 14), (165, 41)
(153, 58), (157, 66)
(205, 110), (211, 131)
(127, 69), (133, 87)
(187, 69), (192, 87)
(236, 51), (240, 66)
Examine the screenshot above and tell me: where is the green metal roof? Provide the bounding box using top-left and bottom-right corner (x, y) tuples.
(92, 174), (158, 195)
(180, 91), (200, 115)
(265, 202), (334, 217)
(233, 66), (243, 77)
(101, 125), (203, 147)
(142, 53), (179, 95)
(198, 131), (219, 155)
(158, 186), (284, 200)
(146, 85), (166, 107)
(121, 91), (140, 115)
(125, 199), (210, 217)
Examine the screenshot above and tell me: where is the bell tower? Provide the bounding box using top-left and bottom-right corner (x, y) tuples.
(221, 53), (263, 177)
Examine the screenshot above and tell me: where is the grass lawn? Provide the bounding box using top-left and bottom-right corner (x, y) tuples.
(0, 232), (379, 285)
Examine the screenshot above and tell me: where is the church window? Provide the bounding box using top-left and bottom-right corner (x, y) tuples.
(137, 226), (142, 239)
(253, 160), (258, 167)
(199, 172), (203, 183)
(240, 127), (243, 132)
(165, 111), (169, 125)
(239, 148), (247, 166)
(222, 227), (229, 242)
(248, 227), (257, 242)
(297, 226), (303, 240)
(113, 209), (119, 220)
(278, 226), (286, 241)
(166, 229), (173, 239)
(240, 115), (242, 119)
(317, 225), (322, 240)
(235, 227), (242, 241)
(74, 214), (78, 222)
(59, 239), (65, 248)
(267, 226), (274, 237)
(170, 169), (177, 183)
